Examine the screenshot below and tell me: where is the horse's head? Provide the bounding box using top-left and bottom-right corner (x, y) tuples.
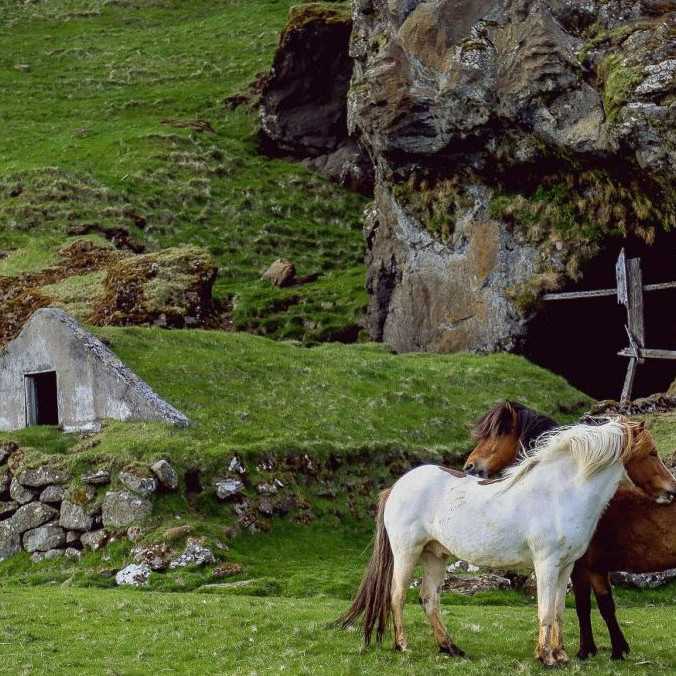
(623, 420), (676, 505)
(464, 402), (521, 478)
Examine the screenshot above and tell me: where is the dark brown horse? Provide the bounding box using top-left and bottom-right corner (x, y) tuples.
(464, 401), (676, 660)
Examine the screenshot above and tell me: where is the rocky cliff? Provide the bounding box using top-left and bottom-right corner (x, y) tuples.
(348, 0), (674, 353)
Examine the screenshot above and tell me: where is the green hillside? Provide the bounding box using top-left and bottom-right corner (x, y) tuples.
(0, 0), (367, 341)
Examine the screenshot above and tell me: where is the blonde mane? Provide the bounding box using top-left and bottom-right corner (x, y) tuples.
(502, 418), (633, 488)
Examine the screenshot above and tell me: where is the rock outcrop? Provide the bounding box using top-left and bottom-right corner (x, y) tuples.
(348, 0), (675, 352)
(260, 3), (374, 193)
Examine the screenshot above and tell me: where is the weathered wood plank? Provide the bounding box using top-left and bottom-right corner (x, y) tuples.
(621, 357), (638, 405)
(626, 257), (645, 348)
(644, 281), (676, 293)
(542, 288), (617, 301)
(618, 348), (676, 360)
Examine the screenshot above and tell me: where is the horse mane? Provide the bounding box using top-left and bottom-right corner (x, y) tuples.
(471, 401), (557, 450)
(501, 419), (634, 489)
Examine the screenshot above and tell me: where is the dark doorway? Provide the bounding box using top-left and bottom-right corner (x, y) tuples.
(25, 371), (59, 426)
(523, 232), (676, 400)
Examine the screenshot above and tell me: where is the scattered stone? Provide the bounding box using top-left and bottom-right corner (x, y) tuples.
(611, 569), (676, 589)
(10, 478), (34, 505)
(588, 394), (676, 417)
(438, 573), (512, 596)
(65, 547), (81, 560)
(212, 563), (243, 578)
(164, 525), (192, 541)
(59, 500), (94, 532)
(150, 459), (178, 490)
(39, 485), (65, 504)
(115, 563), (151, 587)
(102, 491), (152, 528)
(261, 259), (296, 288)
(256, 482), (278, 496)
(132, 543), (171, 571)
(0, 501), (18, 518)
(258, 498), (274, 516)
(215, 478), (244, 500)
(17, 465), (71, 488)
(80, 530), (107, 551)
(228, 456), (246, 474)
(31, 551), (44, 563)
(127, 526), (143, 542)
(10, 502), (58, 533)
(23, 524), (66, 552)
(119, 469), (158, 497)
(169, 538), (215, 569)
(82, 469), (111, 486)
(0, 522), (20, 561)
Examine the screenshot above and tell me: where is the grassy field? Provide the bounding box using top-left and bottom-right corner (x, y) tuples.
(0, 0), (367, 341)
(0, 585), (674, 674)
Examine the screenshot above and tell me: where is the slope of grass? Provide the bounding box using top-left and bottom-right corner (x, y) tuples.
(0, 0), (368, 341)
(0, 587), (674, 674)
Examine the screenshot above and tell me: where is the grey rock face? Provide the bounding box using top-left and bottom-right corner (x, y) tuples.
(0, 522), (21, 561)
(65, 547), (82, 560)
(259, 4), (373, 193)
(116, 563), (151, 587)
(215, 479), (244, 500)
(150, 460), (178, 490)
(11, 503), (58, 534)
(17, 465), (70, 487)
(0, 470), (10, 497)
(119, 470), (158, 497)
(39, 485), (65, 504)
(80, 530), (107, 551)
(102, 491), (152, 528)
(348, 0), (675, 352)
(23, 524), (66, 552)
(10, 478), (34, 505)
(59, 500), (94, 532)
(169, 538), (215, 569)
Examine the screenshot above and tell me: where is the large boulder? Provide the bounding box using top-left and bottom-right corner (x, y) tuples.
(10, 503), (58, 534)
(260, 3), (373, 193)
(102, 491), (152, 529)
(59, 500), (94, 532)
(23, 524), (66, 553)
(349, 0), (675, 352)
(16, 465), (70, 487)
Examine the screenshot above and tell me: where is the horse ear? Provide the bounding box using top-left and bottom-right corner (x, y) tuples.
(636, 420), (646, 432)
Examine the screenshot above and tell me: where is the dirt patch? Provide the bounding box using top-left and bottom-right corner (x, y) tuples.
(0, 240), (226, 345)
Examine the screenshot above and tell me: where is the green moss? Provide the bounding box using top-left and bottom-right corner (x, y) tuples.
(287, 2), (352, 31)
(599, 54), (644, 122)
(392, 176), (470, 245)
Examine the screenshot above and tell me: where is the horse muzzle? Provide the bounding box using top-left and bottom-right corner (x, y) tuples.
(655, 489), (676, 505)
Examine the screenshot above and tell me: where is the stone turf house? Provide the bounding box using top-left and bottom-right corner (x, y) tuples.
(0, 308), (189, 432)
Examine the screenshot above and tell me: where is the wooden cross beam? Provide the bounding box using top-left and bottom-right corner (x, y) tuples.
(543, 249), (676, 404)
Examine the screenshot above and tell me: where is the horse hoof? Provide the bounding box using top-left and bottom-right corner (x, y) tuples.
(440, 643), (465, 658)
(394, 643), (409, 653)
(554, 649), (569, 665)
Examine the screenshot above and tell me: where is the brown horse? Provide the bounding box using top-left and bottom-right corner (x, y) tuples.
(465, 401), (676, 660)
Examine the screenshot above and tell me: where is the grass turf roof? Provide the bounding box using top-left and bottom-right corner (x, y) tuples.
(1, 327), (591, 467)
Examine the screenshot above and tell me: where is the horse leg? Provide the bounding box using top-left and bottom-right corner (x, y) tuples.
(571, 563), (598, 660)
(420, 550), (465, 657)
(391, 547), (419, 652)
(591, 573), (630, 660)
(534, 560), (563, 667)
(551, 563), (574, 665)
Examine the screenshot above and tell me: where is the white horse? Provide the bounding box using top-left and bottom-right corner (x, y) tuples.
(338, 419), (653, 666)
